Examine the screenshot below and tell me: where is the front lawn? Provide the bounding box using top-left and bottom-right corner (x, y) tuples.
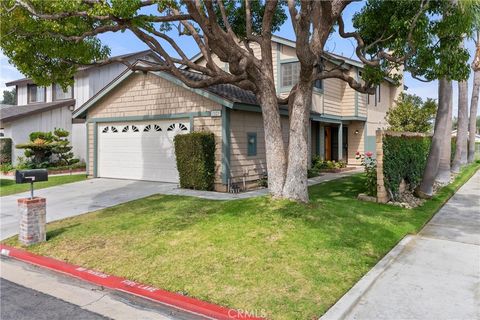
(3, 162), (479, 319)
(0, 174), (87, 197)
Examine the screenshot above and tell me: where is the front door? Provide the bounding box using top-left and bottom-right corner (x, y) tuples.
(325, 127), (332, 160)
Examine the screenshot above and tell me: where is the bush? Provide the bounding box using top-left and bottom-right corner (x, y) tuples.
(383, 135), (431, 199)
(0, 138), (12, 164)
(174, 132), (216, 190)
(356, 151), (377, 196)
(16, 129), (79, 168)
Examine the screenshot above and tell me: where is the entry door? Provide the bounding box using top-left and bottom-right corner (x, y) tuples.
(325, 127), (332, 160)
(97, 120), (190, 182)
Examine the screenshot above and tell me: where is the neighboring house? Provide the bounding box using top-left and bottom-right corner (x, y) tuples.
(73, 36), (403, 191)
(2, 50), (155, 164)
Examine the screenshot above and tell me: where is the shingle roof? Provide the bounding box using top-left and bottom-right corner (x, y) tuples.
(0, 99), (75, 124)
(180, 70), (258, 105)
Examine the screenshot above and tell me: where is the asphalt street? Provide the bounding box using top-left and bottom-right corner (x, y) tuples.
(0, 278), (109, 320)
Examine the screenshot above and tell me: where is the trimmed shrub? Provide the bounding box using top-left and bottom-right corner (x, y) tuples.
(0, 138), (12, 164)
(383, 135), (431, 199)
(174, 132), (216, 190)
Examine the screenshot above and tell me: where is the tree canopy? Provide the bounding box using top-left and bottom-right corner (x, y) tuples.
(386, 93), (437, 133)
(1, 88), (16, 105)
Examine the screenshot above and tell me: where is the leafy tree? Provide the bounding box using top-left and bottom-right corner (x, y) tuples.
(0, 0), (449, 201)
(355, 0), (475, 196)
(386, 93), (437, 133)
(1, 88), (16, 105)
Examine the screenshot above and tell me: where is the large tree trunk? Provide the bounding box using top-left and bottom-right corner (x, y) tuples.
(282, 82), (313, 202)
(468, 69), (480, 163)
(452, 79), (469, 172)
(435, 79), (453, 184)
(256, 80), (287, 198)
(418, 78), (452, 197)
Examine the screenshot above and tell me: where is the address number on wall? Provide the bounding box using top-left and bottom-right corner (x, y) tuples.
(210, 110), (222, 117)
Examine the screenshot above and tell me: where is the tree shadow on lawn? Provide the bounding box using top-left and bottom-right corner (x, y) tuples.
(269, 175), (418, 256)
(46, 223), (80, 240)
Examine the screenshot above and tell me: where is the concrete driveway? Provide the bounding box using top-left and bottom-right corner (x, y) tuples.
(0, 178), (177, 240)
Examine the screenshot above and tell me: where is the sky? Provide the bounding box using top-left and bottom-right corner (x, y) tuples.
(0, 1), (477, 115)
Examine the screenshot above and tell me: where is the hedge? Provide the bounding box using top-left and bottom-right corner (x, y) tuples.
(174, 132), (216, 190)
(383, 134), (431, 199)
(0, 138), (12, 164)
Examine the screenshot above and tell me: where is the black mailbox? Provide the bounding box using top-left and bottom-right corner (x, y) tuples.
(16, 169), (48, 184)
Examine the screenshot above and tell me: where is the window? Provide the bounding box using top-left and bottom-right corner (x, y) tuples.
(377, 84), (381, 103)
(53, 84), (73, 101)
(367, 93), (370, 105)
(247, 132), (257, 156)
(27, 84), (46, 103)
(314, 65), (323, 90)
(281, 62), (300, 88)
(314, 79), (323, 90)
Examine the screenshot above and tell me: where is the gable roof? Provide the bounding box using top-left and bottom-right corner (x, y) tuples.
(0, 99), (75, 124)
(5, 50), (155, 87)
(72, 63), (260, 119)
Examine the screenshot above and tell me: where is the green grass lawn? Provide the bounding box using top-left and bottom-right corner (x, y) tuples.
(3, 162), (479, 319)
(0, 174), (87, 197)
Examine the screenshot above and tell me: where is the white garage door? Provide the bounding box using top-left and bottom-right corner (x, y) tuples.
(97, 120), (190, 182)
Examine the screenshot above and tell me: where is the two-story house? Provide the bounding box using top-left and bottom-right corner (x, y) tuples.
(72, 36), (403, 191)
(1, 50), (154, 164)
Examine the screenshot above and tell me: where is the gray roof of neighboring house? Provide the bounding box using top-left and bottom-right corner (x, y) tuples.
(0, 99), (75, 124)
(5, 50), (155, 87)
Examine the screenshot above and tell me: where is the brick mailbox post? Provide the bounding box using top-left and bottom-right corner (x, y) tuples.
(18, 197), (47, 245)
(15, 169), (48, 246)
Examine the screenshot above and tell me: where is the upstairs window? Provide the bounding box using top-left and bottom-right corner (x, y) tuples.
(377, 84), (381, 103)
(281, 62), (300, 88)
(53, 84), (73, 101)
(314, 79), (323, 90)
(27, 84), (46, 103)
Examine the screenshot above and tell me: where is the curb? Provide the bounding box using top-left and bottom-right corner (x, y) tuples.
(0, 244), (263, 320)
(319, 235), (415, 320)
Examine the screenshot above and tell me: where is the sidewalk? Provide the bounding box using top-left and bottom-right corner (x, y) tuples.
(322, 170), (480, 320)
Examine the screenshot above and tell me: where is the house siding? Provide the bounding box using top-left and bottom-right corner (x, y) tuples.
(4, 106), (73, 165)
(229, 110), (289, 183)
(346, 121), (365, 165)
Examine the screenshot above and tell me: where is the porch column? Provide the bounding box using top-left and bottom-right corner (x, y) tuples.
(308, 120), (312, 167)
(338, 123), (343, 161)
(319, 123), (325, 160)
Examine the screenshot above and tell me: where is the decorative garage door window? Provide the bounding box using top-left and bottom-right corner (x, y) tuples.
(167, 123), (188, 131)
(101, 123), (190, 134)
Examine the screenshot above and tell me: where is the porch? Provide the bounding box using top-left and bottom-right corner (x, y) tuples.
(309, 119), (365, 165)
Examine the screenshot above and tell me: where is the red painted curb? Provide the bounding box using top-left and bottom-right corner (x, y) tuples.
(0, 245), (264, 320)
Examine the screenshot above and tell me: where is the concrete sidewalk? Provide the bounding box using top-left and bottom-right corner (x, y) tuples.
(322, 170), (480, 320)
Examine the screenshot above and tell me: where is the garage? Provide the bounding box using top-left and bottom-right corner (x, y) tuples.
(97, 120), (190, 183)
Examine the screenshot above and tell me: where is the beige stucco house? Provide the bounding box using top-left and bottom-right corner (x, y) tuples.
(73, 36), (403, 191)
